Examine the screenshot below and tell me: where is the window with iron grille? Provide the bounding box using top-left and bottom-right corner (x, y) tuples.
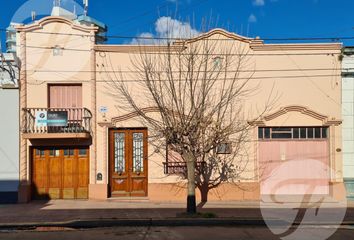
(258, 127), (328, 140)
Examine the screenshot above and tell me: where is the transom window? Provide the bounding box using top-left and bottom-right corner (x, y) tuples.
(258, 127), (328, 140)
(64, 149), (75, 156)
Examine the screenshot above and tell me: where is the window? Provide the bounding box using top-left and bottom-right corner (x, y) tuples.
(114, 133), (125, 173)
(271, 127), (292, 139)
(293, 128), (299, 139)
(216, 143), (232, 154)
(322, 128), (328, 138)
(49, 149), (60, 157)
(36, 149), (45, 157)
(133, 133), (144, 173)
(258, 127), (328, 140)
(315, 128), (321, 138)
(53, 45), (63, 56)
(213, 57), (223, 69)
(300, 128), (307, 138)
(64, 149), (75, 156)
(79, 149), (88, 156)
(258, 128), (263, 139)
(307, 128), (314, 138)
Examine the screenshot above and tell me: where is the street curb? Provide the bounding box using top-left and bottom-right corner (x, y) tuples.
(0, 218), (353, 230)
(0, 218), (280, 230)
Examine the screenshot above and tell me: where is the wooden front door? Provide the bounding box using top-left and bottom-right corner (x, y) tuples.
(32, 147), (89, 199)
(109, 129), (148, 197)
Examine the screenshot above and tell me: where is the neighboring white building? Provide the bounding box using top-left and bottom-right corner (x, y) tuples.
(342, 47), (354, 200)
(0, 53), (19, 203)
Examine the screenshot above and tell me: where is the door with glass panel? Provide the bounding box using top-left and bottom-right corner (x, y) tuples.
(109, 129), (148, 197)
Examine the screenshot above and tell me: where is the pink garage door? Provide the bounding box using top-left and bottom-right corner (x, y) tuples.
(259, 140), (330, 195)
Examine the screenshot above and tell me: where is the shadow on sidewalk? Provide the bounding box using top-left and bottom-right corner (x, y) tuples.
(0, 199), (353, 225)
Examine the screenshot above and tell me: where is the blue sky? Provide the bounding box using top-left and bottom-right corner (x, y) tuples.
(2, 0), (354, 48)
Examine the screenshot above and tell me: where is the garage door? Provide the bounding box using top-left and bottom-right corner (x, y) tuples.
(32, 147), (89, 199)
(258, 127), (330, 196)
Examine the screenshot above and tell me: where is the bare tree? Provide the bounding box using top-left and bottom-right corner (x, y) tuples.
(107, 28), (275, 213)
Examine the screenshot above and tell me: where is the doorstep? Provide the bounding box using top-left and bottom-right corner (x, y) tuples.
(107, 197), (150, 202)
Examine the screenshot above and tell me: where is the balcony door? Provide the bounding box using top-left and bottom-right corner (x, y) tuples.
(49, 84), (82, 109)
(48, 84), (83, 127)
(109, 129), (148, 197)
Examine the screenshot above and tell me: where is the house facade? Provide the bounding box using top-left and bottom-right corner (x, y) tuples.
(15, 13), (346, 203)
(0, 53), (19, 203)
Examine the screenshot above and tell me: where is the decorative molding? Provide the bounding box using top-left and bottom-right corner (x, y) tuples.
(249, 105), (342, 126)
(98, 121), (115, 128)
(250, 43), (342, 52)
(95, 28), (341, 53)
(110, 107), (161, 125)
(15, 16), (98, 33)
(173, 28), (258, 45)
(94, 44), (185, 53)
(22, 132), (91, 139)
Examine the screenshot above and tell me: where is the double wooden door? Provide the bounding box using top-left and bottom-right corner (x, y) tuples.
(32, 147), (89, 199)
(109, 129), (148, 197)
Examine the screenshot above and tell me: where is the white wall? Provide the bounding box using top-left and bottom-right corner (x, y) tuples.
(342, 54), (354, 178)
(0, 88), (19, 196)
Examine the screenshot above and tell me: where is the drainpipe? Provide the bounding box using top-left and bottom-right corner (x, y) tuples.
(90, 28), (97, 185)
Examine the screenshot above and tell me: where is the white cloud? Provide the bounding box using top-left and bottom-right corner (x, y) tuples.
(131, 16), (200, 44)
(248, 14), (257, 23)
(253, 0), (265, 6)
(130, 32), (155, 45)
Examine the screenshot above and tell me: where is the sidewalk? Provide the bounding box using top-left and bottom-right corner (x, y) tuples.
(0, 199), (353, 229)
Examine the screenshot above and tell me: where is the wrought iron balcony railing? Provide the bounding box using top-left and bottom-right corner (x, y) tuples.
(22, 108), (92, 134)
(163, 161), (206, 175)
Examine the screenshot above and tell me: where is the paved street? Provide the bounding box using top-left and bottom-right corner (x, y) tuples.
(0, 226), (353, 240)
(0, 200), (353, 240)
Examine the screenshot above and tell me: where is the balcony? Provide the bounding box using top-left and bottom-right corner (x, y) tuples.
(163, 161), (206, 175)
(22, 108), (92, 139)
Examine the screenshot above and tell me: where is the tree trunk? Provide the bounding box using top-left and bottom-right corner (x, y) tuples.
(185, 153), (197, 214)
(200, 185), (209, 203)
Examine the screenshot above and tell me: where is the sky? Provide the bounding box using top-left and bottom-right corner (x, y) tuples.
(1, 0), (354, 49)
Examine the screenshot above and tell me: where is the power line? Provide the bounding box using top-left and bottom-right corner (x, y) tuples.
(112, 0), (212, 36)
(108, 0), (174, 30)
(20, 44), (341, 56)
(27, 68), (352, 74)
(0, 27), (350, 42)
(25, 73), (344, 84)
(281, 48), (343, 111)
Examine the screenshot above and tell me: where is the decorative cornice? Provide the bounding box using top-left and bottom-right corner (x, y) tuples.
(250, 43), (342, 52)
(249, 105), (342, 126)
(15, 16), (98, 33)
(94, 44), (185, 53)
(173, 28), (258, 45)
(96, 28), (341, 53)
